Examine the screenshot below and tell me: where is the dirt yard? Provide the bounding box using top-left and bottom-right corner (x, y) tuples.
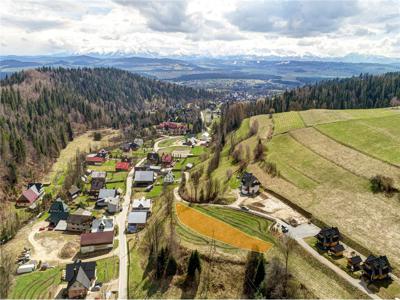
(240, 193), (308, 225)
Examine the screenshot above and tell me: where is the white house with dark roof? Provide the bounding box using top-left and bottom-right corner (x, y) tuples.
(91, 216), (114, 233)
(132, 198), (152, 216)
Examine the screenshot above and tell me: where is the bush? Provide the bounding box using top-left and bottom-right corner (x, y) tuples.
(187, 250), (201, 278)
(93, 132), (102, 141)
(370, 175), (396, 195)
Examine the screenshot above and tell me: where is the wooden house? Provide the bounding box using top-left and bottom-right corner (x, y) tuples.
(90, 171), (106, 193)
(17, 183), (44, 208)
(66, 209), (93, 232)
(65, 260), (96, 299)
(161, 153), (173, 167)
(48, 198), (70, 229)
(362, 255), (392, 281)
(134, 171), (154, 187)
(240, 172), (260, 196)
(330, 243), (345, 257)
(116, 161), (130, 172)
(147, 152), (160, 165)
(80, 231), (114, 254)
(315, 227), (341, 249)
(347, 255), (362, 271)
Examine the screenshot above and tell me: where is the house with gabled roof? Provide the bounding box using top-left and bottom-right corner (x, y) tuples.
(116, 161), (130, 172)
(90, 171), (106, 193)
(134, 170), (154, 186)
(132, 198), (152, 216)
(240, 172), (260, 196)
(68, 185), (81, 199)
(362, 255), (392, 281)
(161, 153), (173, 167)
(127, 211), (147, 233)
(17, 183), (44, 208)
(163, 170), (175, 184)
(315, 227), (341, 249)
(65, 260), (96, 299)
(147, 152), (160, 165)
(91, 216), (114, 233)
(66, 209), (93, 232)
(80, 231), (114, 254)
(48, 198), (70, 229)
(85, 154), (105, 165)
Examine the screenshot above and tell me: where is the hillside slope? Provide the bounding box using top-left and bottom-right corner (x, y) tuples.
(0, 67), (212, 200)
(232, 108), (400, 272)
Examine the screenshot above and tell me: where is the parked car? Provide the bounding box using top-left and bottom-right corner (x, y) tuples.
(145, 184), (153, 192)
(281, 225), (289, 233)
(240, 206), (249, 211)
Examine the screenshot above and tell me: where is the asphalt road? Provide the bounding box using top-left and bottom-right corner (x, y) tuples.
(118, 157), (145, 299)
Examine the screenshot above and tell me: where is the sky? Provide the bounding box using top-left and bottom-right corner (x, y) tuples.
(1, 0), (399, 58)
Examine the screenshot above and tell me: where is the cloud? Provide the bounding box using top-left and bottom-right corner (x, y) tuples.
(114, 0), (198, 33)
(227, 0), (360, 37)
(1, 15), (67, 32)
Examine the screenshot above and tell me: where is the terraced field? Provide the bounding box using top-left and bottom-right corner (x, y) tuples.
(9, 267), (62, 299)
(300, 108), (398, 126)
(273, 111), (305, 134)
(317, 114), (400, 166)
(236, 108), (400, 272)
(175, 203), (272, 252)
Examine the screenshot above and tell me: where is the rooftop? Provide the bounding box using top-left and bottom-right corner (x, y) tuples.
(128, 211), (147, 224)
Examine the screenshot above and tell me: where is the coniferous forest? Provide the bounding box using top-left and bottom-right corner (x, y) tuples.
(0, 67), (213, 199)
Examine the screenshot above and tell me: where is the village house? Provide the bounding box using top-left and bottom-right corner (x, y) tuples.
(134, 170), (155, 187)
(105, 196), (121, 213)
(163, 170), (175, 184)
(116, 161), (130, 172)
(132, 198), (152, 216)
(362, 255), (392, 281)
(240, 172), (260, 196)
(17, 183), (44, 208)
(80, 231), (114, 254)
(68, 185), (81, 200)
(120, 142), (139, 152)
(347, 255), (362, 272)
(315, 227), (341, 249)
(91, 216), (114, 233)
(90, 171), (107, 193)
(156, 121), (188, 135)
(85, 154), (105, 165)
(66, 209), (93, 232)
(97, 149), (109, 159)
(330, 243), (345, 257)
(134, 138), (144, 147)
(96, 189), (118, 207)
(161, 153), (173, 167)
(127, 211), (147, 233)
(147, 152), (160, 165)
(48, 198), (70, 230)
(65, 260), (96, 298)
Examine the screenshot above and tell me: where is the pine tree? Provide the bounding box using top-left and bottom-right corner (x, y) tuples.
(187, 250), (201, 278)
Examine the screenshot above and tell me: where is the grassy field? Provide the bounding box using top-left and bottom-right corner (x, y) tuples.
(317, 114), (400, 166)
(158, 137), (183, 148)
(300, 108), (399, 126)
(44, 129), (119, 194)
(96, 256), (119, 283)
(157, 145), (191, 154)
(290, 127), (400, 188)
(176, 203), (272, 252)
(9, 267), (62, 299)
(273, 111), (305, 135)
(89, 160), (117, 172)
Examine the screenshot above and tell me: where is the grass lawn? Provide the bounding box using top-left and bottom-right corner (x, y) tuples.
(317, 114), (400, 166)
(173, 156), (200, 170)
(273, 111), (305, 135)
(146, 184), (163, 198)
(128, 241), (147, 299)
(89, 160), (117, 172)
(107, 171), (128, 182)
(96, 256), (119, 283)
(9, 267), (62, 299)
(191, 146), (206, 156)
(157, 145), (191, 154)
(106, 181), (126, 191)
(158, 137), (183, 148)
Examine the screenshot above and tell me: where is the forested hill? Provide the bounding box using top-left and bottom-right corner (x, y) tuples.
(0, 67), (212, 198)
(273, 72), (400, 112)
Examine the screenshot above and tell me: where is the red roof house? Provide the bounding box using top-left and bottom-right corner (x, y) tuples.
(116, 162), (130, 172)
(80, 231), (114, 254)
(161, 154), (173, 167)
(86, 155), (105, 165)
(17, 184), (44, 207)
